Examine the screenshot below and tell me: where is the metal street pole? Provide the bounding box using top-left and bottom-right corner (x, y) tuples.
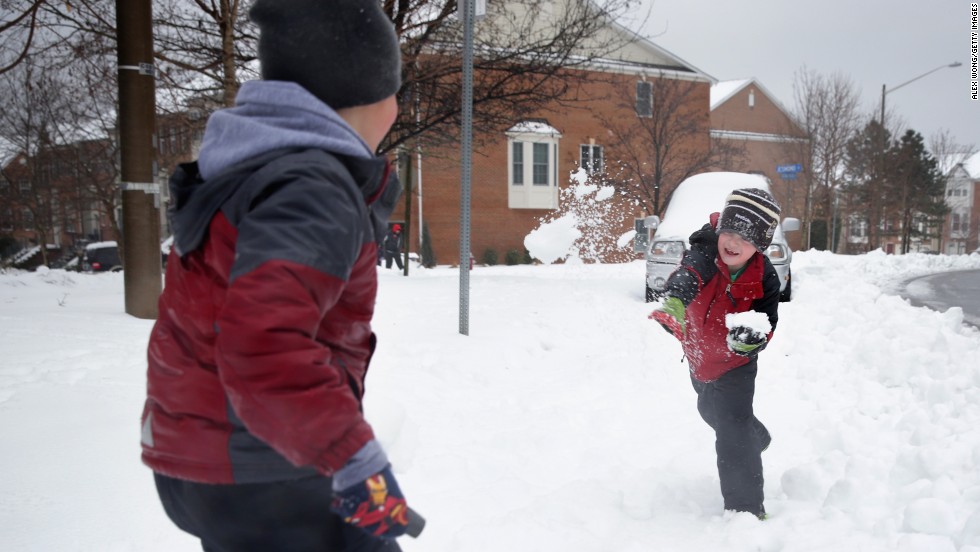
(458, 0), (476, 335)
(880, 62), (962, 135)
(876, 61), (961, 252)
(116, 0), (161, 319)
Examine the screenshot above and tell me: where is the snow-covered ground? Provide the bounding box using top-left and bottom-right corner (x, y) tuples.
(2, 250), (980, 551)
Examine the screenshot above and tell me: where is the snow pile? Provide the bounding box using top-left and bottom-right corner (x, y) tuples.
(1, 250), (980, 551)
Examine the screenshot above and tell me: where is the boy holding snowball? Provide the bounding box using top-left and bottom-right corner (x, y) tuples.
(650, 188), (782, 519)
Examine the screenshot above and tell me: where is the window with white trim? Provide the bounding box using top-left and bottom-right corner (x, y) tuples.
(951, 210), (971, 236)
(636, 81), (653, 117)
(849, 217), (867, 239)
(580, 144), (604, 175)
(507, 121), (562, 210)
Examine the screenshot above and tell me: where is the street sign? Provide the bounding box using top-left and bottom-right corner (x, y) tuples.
(780, 173), (798, 180)
(777, 163), (802, 174)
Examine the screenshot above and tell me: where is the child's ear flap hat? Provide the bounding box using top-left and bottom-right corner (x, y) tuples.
(717, 188), (781, 252)
(249, 0), (402, 109)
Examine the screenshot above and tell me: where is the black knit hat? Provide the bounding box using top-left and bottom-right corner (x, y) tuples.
(249, 0), (402, 109)
(717, 188), (781, 251)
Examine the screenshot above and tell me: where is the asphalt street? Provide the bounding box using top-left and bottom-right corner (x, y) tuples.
(902, 268), (980, 329)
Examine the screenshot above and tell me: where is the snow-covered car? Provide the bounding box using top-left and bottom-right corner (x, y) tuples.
(82, 241), (122, 272)
(645, 172), (800, 302)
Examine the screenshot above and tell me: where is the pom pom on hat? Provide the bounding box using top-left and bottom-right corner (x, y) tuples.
(249, 0), (402, 109)
(716, 188), (781, 252)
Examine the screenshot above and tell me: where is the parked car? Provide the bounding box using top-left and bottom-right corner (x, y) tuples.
(82, 241), (122, 272)
(645, 172), (800, 302)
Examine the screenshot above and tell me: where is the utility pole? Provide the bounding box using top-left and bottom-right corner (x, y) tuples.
(116, 0), (161, 319)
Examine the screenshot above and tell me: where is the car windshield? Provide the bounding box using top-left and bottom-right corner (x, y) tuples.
(648, 240), (685, 261)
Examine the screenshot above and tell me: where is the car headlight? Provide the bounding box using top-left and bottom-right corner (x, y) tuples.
(647, 240), (685, 262)
(765, 244), (787, 262)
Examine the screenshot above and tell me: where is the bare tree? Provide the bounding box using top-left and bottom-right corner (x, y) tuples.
(791, 67), (861, 251)
(0, 0), (46, 74)
(383, 0), (638, 154)
(599, 75), (740, 216)
(0, 61), (67, 264)
(33, 0), (637, 139)
(0, 53), (122, 259)
(50, 60), (124, 247)
(929, 129), (975, 176)
(152, 0), (257, 108)
(3, 0), (646, 263)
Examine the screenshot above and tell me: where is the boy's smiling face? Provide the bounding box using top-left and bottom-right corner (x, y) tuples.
(718, 231), (757, 271)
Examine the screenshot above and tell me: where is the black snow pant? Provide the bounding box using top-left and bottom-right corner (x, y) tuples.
(154, 473), (402, 552)
(384, 251), (403, 270)
(690, 360), (769, 517)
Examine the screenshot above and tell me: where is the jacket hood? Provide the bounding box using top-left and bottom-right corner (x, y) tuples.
(197, 80), (374, 179)
(168, 150), (395, 258)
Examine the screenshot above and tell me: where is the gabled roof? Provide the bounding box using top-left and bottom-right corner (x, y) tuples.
(710, 78), (795, 121)
(710, 79), (752, 110)
(599, 17), (714, 81)
(486, 0), (713, 82)
(950, 150), (980, 180)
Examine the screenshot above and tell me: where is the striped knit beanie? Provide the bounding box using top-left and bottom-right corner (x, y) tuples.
(716, 188), (781, 252)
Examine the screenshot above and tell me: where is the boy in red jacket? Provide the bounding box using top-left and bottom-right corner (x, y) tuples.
(141, 1), (414, 550)
(650, 188), (782, 519)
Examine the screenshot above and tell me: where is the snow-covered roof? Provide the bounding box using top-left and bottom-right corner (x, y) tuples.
(710, 79), (752, 110)
(710, 78), (797, 123)
(957, 151), (980, 179)
(941, 151), (980, 179)
(506, 121), (563, 137)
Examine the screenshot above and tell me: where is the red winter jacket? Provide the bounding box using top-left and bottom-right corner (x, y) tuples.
(652, 218), (780, 382)
(141, 148), (399, 484)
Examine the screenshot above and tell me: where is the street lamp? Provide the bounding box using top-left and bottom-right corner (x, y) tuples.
(880, 61), (962, 130)
(874, 61), (961, 252)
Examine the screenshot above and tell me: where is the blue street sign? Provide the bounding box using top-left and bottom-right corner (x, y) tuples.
(780, 172), (798, 180)
(777, 163), (802, 174)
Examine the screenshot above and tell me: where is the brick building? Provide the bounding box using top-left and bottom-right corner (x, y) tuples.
(403, 24), (712, 265)
(1, 105), (209, 268)
(1, 140), (119, 267)
(709, 79), (808, 251)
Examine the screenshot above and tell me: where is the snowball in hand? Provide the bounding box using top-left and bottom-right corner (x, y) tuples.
(725, 311), (771, 335)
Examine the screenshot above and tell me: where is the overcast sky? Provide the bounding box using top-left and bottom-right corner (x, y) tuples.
(629, 0), (978, 155)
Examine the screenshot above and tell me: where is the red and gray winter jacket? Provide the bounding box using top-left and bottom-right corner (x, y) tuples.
(655, 217), (780, 383)
(141, 81), (400, 484)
